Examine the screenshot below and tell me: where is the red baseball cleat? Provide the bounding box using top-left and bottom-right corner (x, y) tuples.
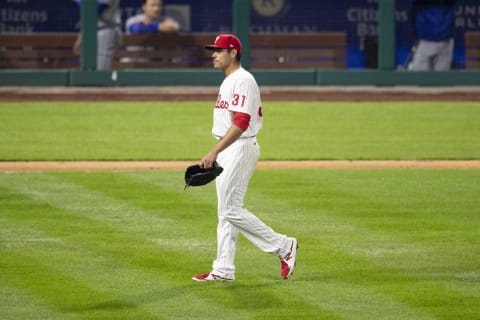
(280, 238), (298, 279)
(192, 272), (233, 282)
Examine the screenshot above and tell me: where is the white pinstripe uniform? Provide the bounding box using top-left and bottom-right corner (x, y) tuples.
(210, 67), (291, 280)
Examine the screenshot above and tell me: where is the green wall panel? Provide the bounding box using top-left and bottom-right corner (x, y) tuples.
(0, 69), (479, 87)
(0, 70), (69, 86)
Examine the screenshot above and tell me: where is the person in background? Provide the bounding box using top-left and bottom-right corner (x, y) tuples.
(73, 0), (122, 71)
(122, 0), (179, 64)
(409, 0), (456, 71)
(125, 0), (179, 35)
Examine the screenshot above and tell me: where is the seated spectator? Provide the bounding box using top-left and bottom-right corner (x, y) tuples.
(122, 0), (179, 64)
(125, 0), (179, 35)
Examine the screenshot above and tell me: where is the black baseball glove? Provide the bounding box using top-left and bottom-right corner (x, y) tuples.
(184, 161), (223, 189)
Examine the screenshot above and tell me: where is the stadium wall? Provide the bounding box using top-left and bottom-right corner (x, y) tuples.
(0, 0), (479, 87)
(1, 69), (480, 87)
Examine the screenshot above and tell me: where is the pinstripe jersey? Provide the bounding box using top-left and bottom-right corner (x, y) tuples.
(212, 67), (263, 139)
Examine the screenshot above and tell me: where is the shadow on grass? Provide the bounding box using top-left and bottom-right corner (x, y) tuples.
(64, 280), (283, 312)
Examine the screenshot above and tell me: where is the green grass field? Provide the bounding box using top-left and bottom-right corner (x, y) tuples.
(1, 101), (479, 160)
(1, 101), (479, 319)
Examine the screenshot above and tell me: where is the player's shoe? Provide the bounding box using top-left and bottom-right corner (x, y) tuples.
(192, 272), (233, 282)
(280, 238), (298, 279)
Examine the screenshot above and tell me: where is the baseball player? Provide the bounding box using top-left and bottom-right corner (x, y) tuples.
(192, 34), (298, 282)
(73, 0), (122, 70)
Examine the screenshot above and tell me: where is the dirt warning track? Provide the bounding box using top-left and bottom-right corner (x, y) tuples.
(1, 160), (480, 172)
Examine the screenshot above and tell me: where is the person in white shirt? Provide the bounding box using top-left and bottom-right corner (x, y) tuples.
(192, 34), (298, 282)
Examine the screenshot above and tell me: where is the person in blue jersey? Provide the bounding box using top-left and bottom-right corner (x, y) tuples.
(121, 0), (179, 64)
(73, 0), (122, 70)
(409, 0), (456, 71)
(125, 0), (179, 35)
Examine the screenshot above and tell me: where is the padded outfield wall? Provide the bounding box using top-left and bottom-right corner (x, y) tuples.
(1, 0), (480, 86)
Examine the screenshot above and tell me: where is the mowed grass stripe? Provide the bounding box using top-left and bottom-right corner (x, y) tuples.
(0, 173), (355, 320)
(1, 172), (180, 239)
(0, 216), (244, 320)
(50, 172), (346, 318)
(0, 178), (260, 319)
(300, 242), (477, 319)
(1, 173), (333, 319)
(0, 285), (75, 320)
(250, 169), (480, 268)
(297, 280), (436, 320)
(249, 170), (479, 261)
(0, 251), (78, 320)
(0, 172), (472, 320)
(245, 170), (480, 318)
(1, 170), (479, 319)
(0, 172), (211, 270)
(0, 175), (346, 319)
(1, 193), (155, 319)
(1, 186), (193, 319)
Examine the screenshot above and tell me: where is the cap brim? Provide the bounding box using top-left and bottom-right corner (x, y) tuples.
(204, 45), (223, 50)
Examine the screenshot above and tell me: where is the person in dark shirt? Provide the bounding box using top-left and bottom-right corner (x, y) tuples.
(409, 0), (456, 71)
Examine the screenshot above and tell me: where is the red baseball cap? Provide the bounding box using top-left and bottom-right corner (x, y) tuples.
(204, 34), (242, 53)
